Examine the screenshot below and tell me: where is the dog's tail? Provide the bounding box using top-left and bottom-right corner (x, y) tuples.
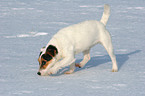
(100, 4), (110, 26)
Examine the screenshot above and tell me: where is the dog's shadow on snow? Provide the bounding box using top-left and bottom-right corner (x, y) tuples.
(74, 50), (141, 72)
(54, 50), (141, 76)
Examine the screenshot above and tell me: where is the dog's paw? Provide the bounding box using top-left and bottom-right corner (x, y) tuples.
(48, 68), (58, 75)
(64, 70), (74, 74)
(48, 72), (52, 75)
(75, 63), (82, 68)
(64, 71), (73, 74)
(112, 69), (118, 72)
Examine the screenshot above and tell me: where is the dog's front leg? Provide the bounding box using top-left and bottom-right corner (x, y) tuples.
(48, 55), (75, 75)
(75, 49), (91, 68)
(64, 62), (76, 74)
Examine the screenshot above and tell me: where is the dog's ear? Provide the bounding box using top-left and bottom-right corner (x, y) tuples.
(40, 46), (45, 52)
(46, 45), (58, 57)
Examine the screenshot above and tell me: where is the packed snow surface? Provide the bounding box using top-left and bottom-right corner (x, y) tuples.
(0, 0), (145, 96)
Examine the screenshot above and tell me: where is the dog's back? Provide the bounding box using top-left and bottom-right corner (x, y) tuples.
(55, 21), (101, 53)
(52, 4), (110, 54)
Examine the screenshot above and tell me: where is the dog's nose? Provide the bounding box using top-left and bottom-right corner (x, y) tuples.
(37, 72), (41, 75)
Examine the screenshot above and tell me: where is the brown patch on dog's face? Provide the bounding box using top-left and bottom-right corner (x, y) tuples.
(39, 53), (53, 69)
(40, 57), (53, 69)
(38, 45), (58, 69)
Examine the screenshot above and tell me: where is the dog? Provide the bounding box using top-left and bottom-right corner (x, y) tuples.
(37, 4), (118, 76)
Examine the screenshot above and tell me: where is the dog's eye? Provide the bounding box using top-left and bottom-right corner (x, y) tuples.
(42, 54), (52, 61)
(42, 61), (46, 66)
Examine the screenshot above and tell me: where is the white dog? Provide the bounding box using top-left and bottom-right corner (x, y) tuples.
(37, 4), (118, 76)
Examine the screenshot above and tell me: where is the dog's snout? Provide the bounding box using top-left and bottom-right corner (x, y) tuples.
(37, 72), (41, 76)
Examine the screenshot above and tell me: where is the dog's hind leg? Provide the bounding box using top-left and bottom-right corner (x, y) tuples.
(100, 31), (118, 72)
(75, 49), (91, 68)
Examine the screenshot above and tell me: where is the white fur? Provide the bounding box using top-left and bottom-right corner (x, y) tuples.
(38, 4), (118, 75)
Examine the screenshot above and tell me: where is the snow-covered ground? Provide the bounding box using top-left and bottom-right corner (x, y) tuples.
(0, 0), (145, 96)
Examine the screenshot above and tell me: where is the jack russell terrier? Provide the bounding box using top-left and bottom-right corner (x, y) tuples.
(37, 4), (118, 76)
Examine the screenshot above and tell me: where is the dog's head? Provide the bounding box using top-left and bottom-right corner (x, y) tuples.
(37, 45), (58, 76)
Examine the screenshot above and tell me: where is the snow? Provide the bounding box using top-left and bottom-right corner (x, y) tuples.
(4, 32), (48, 38)
(0, 0), (145, 96)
